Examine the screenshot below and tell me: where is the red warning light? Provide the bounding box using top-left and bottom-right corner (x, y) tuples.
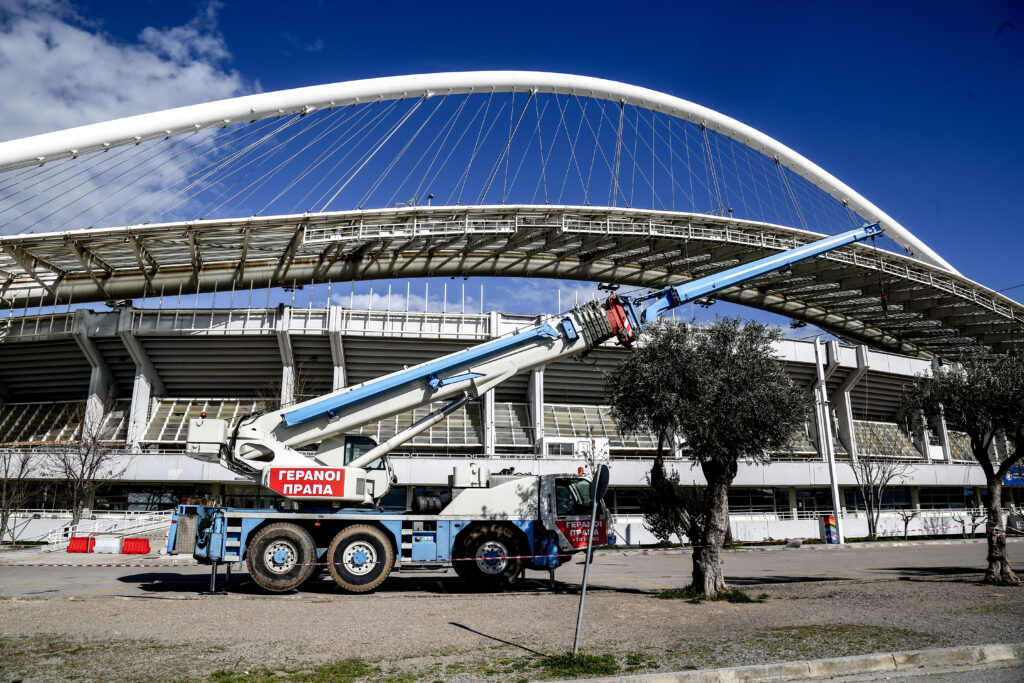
(200, 411), (207, 418)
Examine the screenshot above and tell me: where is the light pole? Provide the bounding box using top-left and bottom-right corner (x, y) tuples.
(813, 336), (845, 544)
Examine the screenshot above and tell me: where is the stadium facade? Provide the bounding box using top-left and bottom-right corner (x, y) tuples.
(2, 300), (1017, 544)
(2, 72), (1022, 544)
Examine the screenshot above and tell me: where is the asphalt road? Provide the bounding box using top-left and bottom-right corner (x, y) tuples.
(0, 538), (1020, 599)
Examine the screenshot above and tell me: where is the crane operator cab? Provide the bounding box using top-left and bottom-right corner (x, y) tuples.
(339, 435), (385, 470)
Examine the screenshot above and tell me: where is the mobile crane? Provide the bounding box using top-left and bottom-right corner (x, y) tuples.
(169, 223), (882, 593)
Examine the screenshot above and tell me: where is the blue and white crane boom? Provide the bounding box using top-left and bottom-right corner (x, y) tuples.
(186, 223), (881, 505)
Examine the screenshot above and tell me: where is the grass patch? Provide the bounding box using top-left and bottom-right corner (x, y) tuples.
(207, 657), (380, 682)
(301, 658), (379, 681)
(625, 651), (660, 671)
(722, 588), (769, 603)
(539, 652), (619, 677)
(656, 586), (768, 604)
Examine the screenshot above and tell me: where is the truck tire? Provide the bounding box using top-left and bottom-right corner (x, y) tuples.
(327, 524), (394, 593)
(247, 523), (316, 592)
(453, 525), (523, 588)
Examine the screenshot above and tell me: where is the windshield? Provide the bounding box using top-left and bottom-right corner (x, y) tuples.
(555, 477), (593, 516)
(344, 435), (383, 470)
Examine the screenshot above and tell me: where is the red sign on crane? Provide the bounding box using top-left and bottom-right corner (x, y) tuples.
(557, 519), (608, 547)
(267, 467), (346, 498)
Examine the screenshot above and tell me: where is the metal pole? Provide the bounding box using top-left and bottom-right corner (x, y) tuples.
(814, 336), (845, 544)
(572, 494), (600, 655)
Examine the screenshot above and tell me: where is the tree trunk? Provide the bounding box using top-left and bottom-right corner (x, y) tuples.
(867, 491), (878, 539)
(691, 478), (729, 597)
(984, 480), (1017, 585)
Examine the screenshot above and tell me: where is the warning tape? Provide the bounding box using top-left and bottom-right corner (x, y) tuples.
(2, 521), (1019, 569)
(0, 563), (183, 568)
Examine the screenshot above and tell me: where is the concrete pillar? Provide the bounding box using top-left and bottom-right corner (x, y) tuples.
(529, 367), (545, 454)
(834, 344), (868, 463)
(932, 408), (952, 462)
(118, 308), (166, 450)
(276, 307), (295, 407)
(328, 305), (347, 391)
(788, 487), (798, 520)
(910, 487), (921, 511)
(480, 310), (500, 456)
(928, 359), (953, 462)
(482, 390), (496, 456)
(73, 310), (115, 433)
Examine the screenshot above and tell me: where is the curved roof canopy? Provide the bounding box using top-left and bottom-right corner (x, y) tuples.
(1, 205), (1021, 357)
(0, 71), (955, 272)
(1, 72), (1021, 357)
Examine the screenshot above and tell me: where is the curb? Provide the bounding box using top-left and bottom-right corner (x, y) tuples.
(612, 536), (1023, 556)
(0, 554), (200, 567)
(563, 643), (1024, 682)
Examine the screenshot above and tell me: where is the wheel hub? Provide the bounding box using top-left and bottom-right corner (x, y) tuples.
(475, 540), (509, 575)
(265, 541), (298, 574)
(342, 541), (377, 576)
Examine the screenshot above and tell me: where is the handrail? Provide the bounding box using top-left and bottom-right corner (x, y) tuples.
(44, 509), (174, 551)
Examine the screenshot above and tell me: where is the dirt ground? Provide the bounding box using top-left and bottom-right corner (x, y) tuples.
(0, 542), (1022, 682)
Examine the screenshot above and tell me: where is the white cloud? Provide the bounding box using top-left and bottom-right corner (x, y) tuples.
(0, 0), (251, 141)
(331, 283), (481, 314)
(0, 0), (255, 234)
(483, 278), (604, 315)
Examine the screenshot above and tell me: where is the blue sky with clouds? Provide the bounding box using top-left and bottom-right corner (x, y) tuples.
(2, 0), (1022, 325)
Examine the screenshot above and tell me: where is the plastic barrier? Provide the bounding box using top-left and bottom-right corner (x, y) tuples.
(121, 538), (151, 555)
(93, 536), (122, 554)
(66, 536), (95, 553)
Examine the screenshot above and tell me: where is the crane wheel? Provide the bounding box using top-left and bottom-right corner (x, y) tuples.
(327, 524), (395, 593)
(247, 523), (317, 592)
(453, 524), (523, 589)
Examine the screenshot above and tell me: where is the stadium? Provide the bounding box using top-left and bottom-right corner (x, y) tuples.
(1, 72), (1022, 545)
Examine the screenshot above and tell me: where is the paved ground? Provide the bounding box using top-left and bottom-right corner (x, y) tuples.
(0, 538), (1017, 599)
(0, 540), (1021, 682)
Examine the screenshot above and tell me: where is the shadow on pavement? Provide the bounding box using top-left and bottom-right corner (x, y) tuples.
(449, 622), (546, 656)
(879, 566), (983, 577)
(117, 569), (652, 597)
(727, 575), (850, 585)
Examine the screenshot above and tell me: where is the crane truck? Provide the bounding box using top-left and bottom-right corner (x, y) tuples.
(168, 223), (882, 593)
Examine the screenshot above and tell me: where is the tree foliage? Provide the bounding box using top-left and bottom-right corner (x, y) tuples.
(608, 318), (809, 469)
(903, 351), (1024, 584)
(606, 317), (809, 596)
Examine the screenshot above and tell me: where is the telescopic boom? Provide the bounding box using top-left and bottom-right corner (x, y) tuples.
(185, 223), (881, 503)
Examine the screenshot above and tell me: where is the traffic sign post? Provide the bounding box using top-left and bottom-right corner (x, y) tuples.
(572, 464), (609, 656)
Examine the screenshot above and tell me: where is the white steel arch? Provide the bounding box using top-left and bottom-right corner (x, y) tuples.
(0, 71), (955, 273)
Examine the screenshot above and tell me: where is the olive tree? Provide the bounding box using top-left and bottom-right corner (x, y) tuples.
(903, 352), (1024, 585)
(606, 318), (808, 597)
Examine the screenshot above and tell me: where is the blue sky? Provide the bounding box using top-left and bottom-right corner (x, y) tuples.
(2, 0), (1022, 324)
